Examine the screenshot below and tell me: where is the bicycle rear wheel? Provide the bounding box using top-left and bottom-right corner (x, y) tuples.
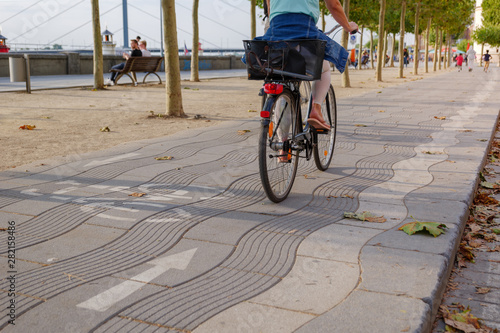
(259, 89), (299, 202)
(313, 85), (337, 171)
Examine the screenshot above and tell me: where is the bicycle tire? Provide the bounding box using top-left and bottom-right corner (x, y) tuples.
(313, 85), (337, 171)
(259, 89), (299, 203)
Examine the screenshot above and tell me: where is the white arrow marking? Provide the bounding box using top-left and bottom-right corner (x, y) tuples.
(50, 196), (72, 201)
(84, 153), (140, 168)
(97, 213), (136, 222)
(21, 189), (42, 196)
(123, 202), (167, 208)
(77, 248), (197, 312)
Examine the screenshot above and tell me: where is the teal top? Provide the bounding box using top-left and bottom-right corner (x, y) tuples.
(269, 0), (320, 24)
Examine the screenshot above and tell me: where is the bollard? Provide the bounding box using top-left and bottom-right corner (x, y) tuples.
(8, 55), (31, 93)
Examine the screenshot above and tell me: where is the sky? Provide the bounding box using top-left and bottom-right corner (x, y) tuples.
(0, 0), (413, 51)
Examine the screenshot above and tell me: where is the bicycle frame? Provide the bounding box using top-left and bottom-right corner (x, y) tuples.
(261, 80), (321, 162)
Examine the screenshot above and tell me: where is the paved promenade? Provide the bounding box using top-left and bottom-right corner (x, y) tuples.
(0, 69), (248, 92)
(0, 67), (499, 332)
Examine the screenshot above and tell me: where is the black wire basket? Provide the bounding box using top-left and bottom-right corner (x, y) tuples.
(243, 39), (326, 81)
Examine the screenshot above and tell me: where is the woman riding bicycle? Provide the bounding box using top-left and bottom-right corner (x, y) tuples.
(259, 0), (358, 130)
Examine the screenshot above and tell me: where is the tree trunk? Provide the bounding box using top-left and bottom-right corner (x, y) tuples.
(425, 18), (430, 73)
(251, 0), (256, 39)
(91, 0), (104, 89)
(438, 29), (442, 70)
(358, 26), (364, 69)
(448, 36), (452, 68)
(162, 0), (185, 117)
(190, 0), (199, 82)
(390, 32), (395, 67)
(341, 0), (351, 88)
(480, 43), (484, 67)
(433, 26), (438, 72)
(370, 30), (374, 69)
(413, 1), (420, 75)
(322, 10), (326, 32)
(398, 0), (406, 78)
(382, 30), (388, 67)
(376, 0), (386, 82)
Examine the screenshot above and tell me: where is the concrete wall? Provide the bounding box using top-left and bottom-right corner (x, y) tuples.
(0, 53), (246, 78)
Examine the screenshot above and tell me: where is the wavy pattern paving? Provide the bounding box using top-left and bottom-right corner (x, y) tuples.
(0, 134), (256, 253)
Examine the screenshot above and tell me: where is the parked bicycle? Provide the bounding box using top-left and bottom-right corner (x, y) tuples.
(244, 38), (337, 202)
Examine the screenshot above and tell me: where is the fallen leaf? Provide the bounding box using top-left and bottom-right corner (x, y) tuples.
(19, 124), (36, 130)
(41, 116), (51, 119)
(0, 228), (7, 232)
(355, 124), (367, 127)
(341, 194), (354, 199)
(100, 126), (110, 132)
(480, 181), (498, 189)
(469, 224), (482, 233)
(379, 110), (385, 113)
(446, 160), (456, 163)
(398, 219), (447, 237)
(344, 211), (386, 223)
(469, 239), (484, 248)
(459, 243), (475, 261)
(492, 229), (500, 235)
(476, 287), (490, 294)
(237, 130), (251, 135)
(434, 116), (447, 120)
(155, 156), (173, 160)
(288, 229), (298, 234)
(248, 110), (257, 112)
(422, 150), (445, 155)
(474, 193), (499, 206)
(400, 327), (410, 332)
(129, 192), (146, 197)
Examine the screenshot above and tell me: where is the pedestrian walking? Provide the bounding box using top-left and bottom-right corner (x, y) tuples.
(466, 47), (476, 72)
(483, 50), (492, 73)
(456, 53), (463, 72)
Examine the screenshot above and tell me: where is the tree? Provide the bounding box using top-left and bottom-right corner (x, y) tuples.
(473, 25), (500, 66)
(376, 0), (386, 82)
(91, 0), (104, 90)
(190, 0), (200, 82)
(482, 0), (500, 26)
(341, 0), (351, 88)
(251, 0), (257, 39)
(162, 0), (185, 117)
(398, 0), (407, 78)
(412, 1), (421, 75)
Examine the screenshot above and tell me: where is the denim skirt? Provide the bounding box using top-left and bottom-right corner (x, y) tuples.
(255, 13), (349, 73)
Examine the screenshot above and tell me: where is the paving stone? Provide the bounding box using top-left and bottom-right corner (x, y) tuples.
(0, 198), (65, 216)
(298, 223), (383, 263)
(1, 276), (165, 333)
(250, 256), (359, 315)
(359, 245), (448, 302)
(295, 290), (431, 333)
(113, 238), (234, 287)
(442, 297), (500, 326)
(95, 317), (174, 332)
(185, 211), (273, 246)
(14, 224), (125, 264)
(454, 267), (500, 289)
(447, 280), (500, 305)
(404, 196), (468, 224)
(193, 301), (315, 333)
(367, 220), (461, 260)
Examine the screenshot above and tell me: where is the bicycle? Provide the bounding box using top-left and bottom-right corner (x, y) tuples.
(244, 39), (337, 202)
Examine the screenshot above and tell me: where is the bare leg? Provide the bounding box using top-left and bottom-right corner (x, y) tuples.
(309, 60), (331, 129)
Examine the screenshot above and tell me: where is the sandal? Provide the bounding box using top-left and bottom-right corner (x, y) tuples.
(307, 118), (330, 130)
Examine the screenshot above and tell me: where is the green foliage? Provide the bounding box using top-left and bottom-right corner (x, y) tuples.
(482, 0), (500, 26)
(473, 25), (500, 47)
(456, 39), (471, 52)
(52, 44), (63, 50)
(365, 37), (378, 49)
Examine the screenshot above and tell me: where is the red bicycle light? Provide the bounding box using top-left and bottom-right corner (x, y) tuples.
(260, 111), (270, 118)
(264, 83), (283, 95)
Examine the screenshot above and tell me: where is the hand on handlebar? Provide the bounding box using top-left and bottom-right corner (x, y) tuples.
(348, 22), (359, 35)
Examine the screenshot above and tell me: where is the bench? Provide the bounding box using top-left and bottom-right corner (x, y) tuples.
(110, 56), (164, 86)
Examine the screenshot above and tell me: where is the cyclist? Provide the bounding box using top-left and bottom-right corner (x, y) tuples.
(260, 0), (358, 130)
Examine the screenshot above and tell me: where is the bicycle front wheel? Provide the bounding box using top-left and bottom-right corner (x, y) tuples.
(259, 89), (299, 203)
(313, 85), (337, 171)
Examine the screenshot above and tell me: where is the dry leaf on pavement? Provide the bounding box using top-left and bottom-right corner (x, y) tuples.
(155, 156), (173, 160)
(129, 192), (146, 197)
(19, 125), (36, 130)
(344, 211), (386, 223)
(398, 219), (447, 237)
